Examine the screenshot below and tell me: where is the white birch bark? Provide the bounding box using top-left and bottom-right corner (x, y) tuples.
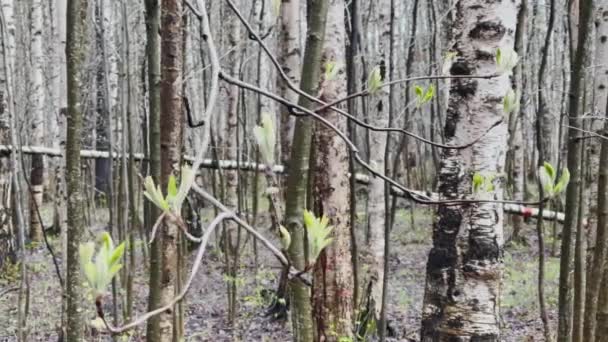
(28, 0), (45, 241)
(364, 0), (389, 324)
(421, 0), (519, 340)
(277, 0), (301, 163)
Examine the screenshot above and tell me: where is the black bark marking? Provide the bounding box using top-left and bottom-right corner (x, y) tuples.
(469, 20), (505, 41)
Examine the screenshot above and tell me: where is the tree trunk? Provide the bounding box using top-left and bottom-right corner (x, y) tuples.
(65, 0), (88, 339)
(94, 0), (110, 200)
(508, 0), (527, 244)
(311, 1), (354, 340)
(363, 0), (390, 334)
(420, 0), (519, 340)
(28, 0), (44, 242)
(583, 5), (608, 340)
(223, 4), (241, 324)
(159, 0), (183, 339)
(557, 0), (593, 340)
(144, 0), (163, 339)
(278, 0), (301, 164)
(284, 0), (330, 340)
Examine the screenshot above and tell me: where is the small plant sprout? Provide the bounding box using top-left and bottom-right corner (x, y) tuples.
(324, 60), (340, 81)
(279, 225), (291, 250)
(143, 164), (194, 216)
(472, 172), (496, 195)
(79, 232), (126, 298)
(303, 210), (334, 264)
(539, 162), (570, 198)
(414, 84), (435, 108)
(495, 47), (519, 75)
(253, 112), (276, 166)
(272, 0), (281, 17)
(503, 89), (520, 115)
(368, 66), (383, 95)
(442, 51), (458, 75)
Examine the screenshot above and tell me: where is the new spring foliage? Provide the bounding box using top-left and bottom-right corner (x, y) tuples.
(253, 112), (276, 166)
(143, 165), (194, 215)
(539, 162), (570, 199)
(79, 232), (125, 297)
(303, 210), (333, 263)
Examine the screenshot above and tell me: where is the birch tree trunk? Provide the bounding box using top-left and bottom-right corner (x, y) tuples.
(0, 0), (14, 269)
(591, 12), (608, 341)
(65, 0), (88, 339)
(28, 0), (44, 242)
(159, 0), (183, 339)
(362, 0), (390, 332)
(420, 0), (519, 340)
(507, 0), (526, 243)
(278, 0), (301, 163)
(311, 1), (353, 340)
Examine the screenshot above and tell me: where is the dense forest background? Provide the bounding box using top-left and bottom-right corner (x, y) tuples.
(0, 0), (606, 341)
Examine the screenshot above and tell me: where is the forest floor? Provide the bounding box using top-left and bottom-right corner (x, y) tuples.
(0, 203), (560, 341)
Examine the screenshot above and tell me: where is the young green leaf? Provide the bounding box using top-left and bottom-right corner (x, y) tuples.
(503, 89), (520, 115)
(414, 85), (424, 98)
(173, 165), (195, 213)
(108, 242), (126, 267)
(423, 84), (435, 104)
(473, 172), (484, 193)
(539, 165), (555, 197)
(303, 210), (334, 263)
(414, 84), (435, 108)
(167, 175), (178, 200)
(325, 61), (339, 81)
(279, 225), (291, 250)
(553, 168), (570, 195)
(79, 232), (126, 297)
(272, 0), (281, 17)
(544, 162), (556, 183)
(442, 51), (458, 75)
(495, 47), (519, 75)
(368, 66), (383, 95)
(143, 176), (169, 211)
(253, 112), (276, 166)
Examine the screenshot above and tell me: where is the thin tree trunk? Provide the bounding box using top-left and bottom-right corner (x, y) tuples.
(64, 0), (88, 339)
(508, 0), (527, 244)
(159, 0), (183, 338)
(557, 0), (593, 340)
(144, 0), (162, 338)
(535, 0), (556, 339)
(284, 0), (330, 340)
(28, 0), (44, 242)
(223, 3), (241, 324)
(278, 0), (301, 165)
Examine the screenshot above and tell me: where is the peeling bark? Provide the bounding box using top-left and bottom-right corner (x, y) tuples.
(421, 0), (519, 340)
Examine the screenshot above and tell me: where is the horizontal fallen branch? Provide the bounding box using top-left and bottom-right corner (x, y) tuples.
(1, 145), (572, 224)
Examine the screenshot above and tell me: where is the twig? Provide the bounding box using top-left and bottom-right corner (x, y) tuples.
(224, 0), (500, 150)
(0, 286), (18, 298)
(100, 212), (234, 334)
(220, 71), (543, 207)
